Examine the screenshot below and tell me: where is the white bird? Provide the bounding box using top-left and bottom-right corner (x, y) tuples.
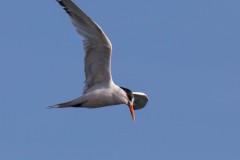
(50, 0), (148, 122)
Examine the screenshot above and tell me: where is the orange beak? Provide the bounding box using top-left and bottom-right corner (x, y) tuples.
(128, 104), (135, 122)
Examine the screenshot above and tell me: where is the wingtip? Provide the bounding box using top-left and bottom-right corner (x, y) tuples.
(56, 0), (63, 6)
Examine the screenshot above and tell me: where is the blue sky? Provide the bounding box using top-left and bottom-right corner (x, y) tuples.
(1, 0), (240, 159)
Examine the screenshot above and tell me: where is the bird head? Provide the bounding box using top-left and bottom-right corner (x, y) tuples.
(120, 87), (135, 122)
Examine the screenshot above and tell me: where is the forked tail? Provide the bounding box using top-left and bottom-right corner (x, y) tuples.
(48, 101), (74, 108)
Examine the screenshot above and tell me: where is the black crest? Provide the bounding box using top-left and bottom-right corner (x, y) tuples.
(120, 87), (134, 102)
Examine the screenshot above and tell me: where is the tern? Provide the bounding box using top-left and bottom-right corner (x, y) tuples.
(50, 0), (149, 122)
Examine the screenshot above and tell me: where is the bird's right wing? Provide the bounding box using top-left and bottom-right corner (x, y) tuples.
(57, 0), (113, 93)
(133, 92), (149, 110)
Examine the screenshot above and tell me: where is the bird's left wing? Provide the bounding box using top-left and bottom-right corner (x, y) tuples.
(133, 92), (149, 110)
(56, 0), (113, 93)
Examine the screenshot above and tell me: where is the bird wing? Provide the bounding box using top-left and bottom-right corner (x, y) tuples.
(57, 0), (112, 93)
(133, 92), (149, 110)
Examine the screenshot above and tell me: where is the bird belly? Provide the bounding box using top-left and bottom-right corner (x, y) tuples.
(79, 89), (125, 108)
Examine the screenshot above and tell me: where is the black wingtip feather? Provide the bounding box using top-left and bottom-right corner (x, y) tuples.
(57, 0), (63, 6)
(56, 0), (73, 17)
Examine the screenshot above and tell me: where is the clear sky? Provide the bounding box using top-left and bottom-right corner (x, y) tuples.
(0, 0), (240, 159)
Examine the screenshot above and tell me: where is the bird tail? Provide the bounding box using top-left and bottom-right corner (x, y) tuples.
(48, 101), (74, 109)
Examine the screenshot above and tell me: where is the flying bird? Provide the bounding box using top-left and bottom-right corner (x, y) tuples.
(50, 0), (148, 122)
